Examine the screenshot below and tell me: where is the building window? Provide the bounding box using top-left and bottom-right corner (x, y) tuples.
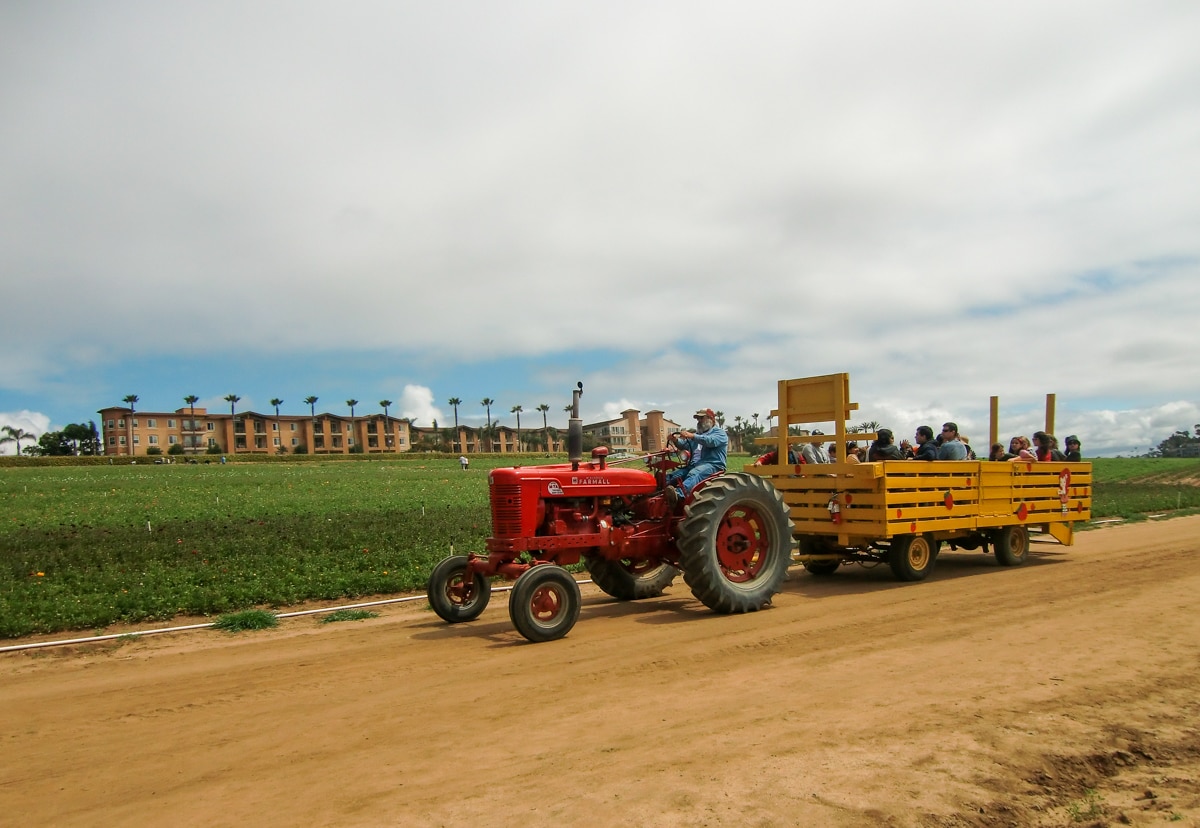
(133, 435), (140, 445)
(208, 438), (217, 447)
(119, 436), (126, 445)
(273, 437), (280, 446)
(107, 419), (115, 429)
(272, 422), (278, 431)
(290, 423), (296, 431)
(118, 419), (126, 428)
(146, 419), (156, 428)
(168, 419), (175, 428)
(108, 436), (116, 446)
(291, 438), (298, 446)
(207, 423), (214, 431)
(148, 435), (158, 445)
(168, 435), (177, 444)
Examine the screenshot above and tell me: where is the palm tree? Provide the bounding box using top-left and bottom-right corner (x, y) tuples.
(537, 403), (550, 449)
(1, 425), (37, 457)
(715, 410), (725, 427)
(346, 399), (358, 419)
(859, 420), (882, 434)
(752, 413), (760, 429)
(224, 394), (241, 453)
(447, 397), (462, 451)
(304, 396), (319, 419)
(480, 398), (494, 450)
(378, 399), (393, 450)
(270, 398), (284, 419)
(182, 395), (199, 453)
(511, 404), (523, 451)
(122, 394), (139, 455)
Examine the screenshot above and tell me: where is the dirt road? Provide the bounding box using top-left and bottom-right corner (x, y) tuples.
(3, 517), (1199, 827)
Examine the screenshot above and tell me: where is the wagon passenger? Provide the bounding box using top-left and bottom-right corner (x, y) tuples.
(867, 428), (905, 461)
(936, 422), (968, 460)
(665, 408), (728, 506)
(1064, 435), (1082, 462)
(912, 425), (938, 461)
(1033, 431), (1066, 462)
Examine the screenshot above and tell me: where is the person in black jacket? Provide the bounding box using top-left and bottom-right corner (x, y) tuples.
(912, 425), (938, 461)
(868, 428), (905, 461)
(1064, 435), (1082, 462)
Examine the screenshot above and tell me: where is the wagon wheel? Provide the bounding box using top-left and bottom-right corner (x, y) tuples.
(676, 473), (794, 613)
(994, 525), (1030, 566)
(585, 556), (679, 600)
(798, 535), (842, 576)
(888, 534), (937, 582)
(508, 565), (581, 643)
(427, 554), (491, 623)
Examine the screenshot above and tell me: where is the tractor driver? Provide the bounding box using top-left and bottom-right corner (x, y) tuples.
(664, 408), (728, 507)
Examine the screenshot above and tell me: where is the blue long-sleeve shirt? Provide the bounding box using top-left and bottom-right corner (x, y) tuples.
(678, 426), (728, 471)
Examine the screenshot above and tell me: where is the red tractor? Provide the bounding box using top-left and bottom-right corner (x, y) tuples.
(426, 383), (794, 642)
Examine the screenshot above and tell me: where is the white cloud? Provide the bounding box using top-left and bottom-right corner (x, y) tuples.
(1, 3), (1198, 454)
(400, 385), (443, 428)
(0, 411), (51, 455)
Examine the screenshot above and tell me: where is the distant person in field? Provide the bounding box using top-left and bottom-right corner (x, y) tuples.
(936, 422), (968, 460)
(867, 428), (905, 461)
(459, 455), (469, 470)
(1064, 436), (1082, 462)
(664, 408), (728, 506)
(912, 425), (938, 461)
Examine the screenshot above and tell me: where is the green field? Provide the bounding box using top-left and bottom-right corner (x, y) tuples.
(2, 455), (1199, 638)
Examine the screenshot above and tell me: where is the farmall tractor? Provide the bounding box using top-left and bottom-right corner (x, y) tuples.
(426, 383), (794, 642)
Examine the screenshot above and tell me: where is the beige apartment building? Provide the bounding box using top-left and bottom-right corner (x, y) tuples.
(581, 408), (682, 455)
(96, 406), (569, 457)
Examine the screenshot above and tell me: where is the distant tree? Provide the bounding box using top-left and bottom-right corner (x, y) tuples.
(537, 404), (551, 450)
(304, 396), (319, 419)
(1, 425), (37, 457)
(270, 398), (284, 419)
(447, 398), (462, 451)
(346, 399), (358, 419)
(123, 394), (139, 455)
(224, 394), (241, 453)
(859, 420), (882, 434)
(183, 394), (200, 454)
(1153, 427), (1200, 458)
(480, 398), (495, 450)
(715, 410), (725, 427)
(511, 405), (523, 449)
(379, 399), (393, 449)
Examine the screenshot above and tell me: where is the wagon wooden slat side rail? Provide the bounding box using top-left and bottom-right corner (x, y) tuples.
(747, 373), (1093, 581)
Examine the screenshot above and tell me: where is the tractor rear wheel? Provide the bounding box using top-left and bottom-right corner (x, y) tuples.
(888, 534), (937, 582)
(585, 557), (678, 600)
(677, 473), (794, 613)
(508, 565), (581, 643)
(427, 555), (491, 623)
(994, 525), (1030, 566)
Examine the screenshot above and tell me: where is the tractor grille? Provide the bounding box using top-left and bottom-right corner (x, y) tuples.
(490, 483), (524, 538)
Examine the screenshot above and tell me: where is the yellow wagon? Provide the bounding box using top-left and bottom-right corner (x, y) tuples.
(747, 374), (1092, 580)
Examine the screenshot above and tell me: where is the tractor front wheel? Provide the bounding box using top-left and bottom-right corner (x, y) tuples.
(585, 557), (678, 600)
(427, 555), (491, 623)
(677, 473), (794, 613)
(888, 534), (937, 582)
(508, 565), (582, 643)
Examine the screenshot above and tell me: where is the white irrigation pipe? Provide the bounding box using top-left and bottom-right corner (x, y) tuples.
(0, 579), (593, 655)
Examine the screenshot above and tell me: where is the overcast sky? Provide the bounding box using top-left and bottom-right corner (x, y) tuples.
(2, 1), (1199, 456)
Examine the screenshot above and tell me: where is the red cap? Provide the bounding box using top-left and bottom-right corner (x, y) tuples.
(694, 408), (715, 420)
